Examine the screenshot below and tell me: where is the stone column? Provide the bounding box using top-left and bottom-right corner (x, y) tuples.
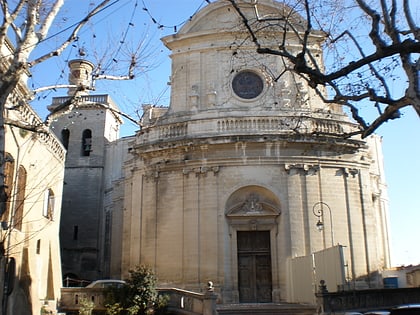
(284, 164), (305, 258)
(182, 167), (200, 288)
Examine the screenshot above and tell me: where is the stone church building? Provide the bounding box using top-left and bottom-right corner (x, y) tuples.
(50, 0), (390, 305)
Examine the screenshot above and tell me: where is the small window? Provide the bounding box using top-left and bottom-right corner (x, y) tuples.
(81, 129), (92, 156)
(42, 189), (55, 220)
(36, 239), (41, 254)
(61, 129), (70, 150)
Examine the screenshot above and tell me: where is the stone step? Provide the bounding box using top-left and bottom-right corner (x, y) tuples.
(216, 303), (316, 315)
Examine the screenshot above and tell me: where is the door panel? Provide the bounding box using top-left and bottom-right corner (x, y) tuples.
(237, 231), (272, 303)
(256, 254), (272, 302)
(238, 255), (254, 302)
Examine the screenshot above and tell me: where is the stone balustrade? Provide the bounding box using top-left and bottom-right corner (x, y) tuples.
(158, 284), (218, 315)
(59, 287), (107, 313)
(138, 116), (355, 145)
(51, 94), (112, 106)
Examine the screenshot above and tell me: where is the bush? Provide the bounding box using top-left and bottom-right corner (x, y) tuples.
(79, 297), (95, 315)
(105, 265), (168, 315)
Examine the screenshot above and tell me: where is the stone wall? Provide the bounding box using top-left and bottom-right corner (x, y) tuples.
(317, 288), (420, 313)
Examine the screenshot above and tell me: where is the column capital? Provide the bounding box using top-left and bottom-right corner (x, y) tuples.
(285, 163), (319, 175)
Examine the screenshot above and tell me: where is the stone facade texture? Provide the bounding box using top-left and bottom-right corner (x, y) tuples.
(1, 70), (65, 314)
(114, 0), (391, 304)
(51, 0), (391, 307)
(49, 91), (122, 282)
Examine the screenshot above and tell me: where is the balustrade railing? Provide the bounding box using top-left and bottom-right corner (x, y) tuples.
(51, 94), (112, 106)
(158, 286), (218, 315)
(138, 116), (351, 144)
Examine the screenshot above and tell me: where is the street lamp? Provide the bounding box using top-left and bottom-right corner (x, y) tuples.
(315, 219), (324, 231)
(312, 201), (335, 247)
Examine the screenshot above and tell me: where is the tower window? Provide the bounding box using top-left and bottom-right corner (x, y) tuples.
(61, 129), (70, 150)
(81, 129), (92, 156)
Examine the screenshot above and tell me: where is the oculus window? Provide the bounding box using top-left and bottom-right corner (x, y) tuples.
(232, 71), (264, 99)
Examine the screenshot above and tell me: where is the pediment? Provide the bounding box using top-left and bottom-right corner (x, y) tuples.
(177, 0), (306, 36)
(226, 193), (280, 219)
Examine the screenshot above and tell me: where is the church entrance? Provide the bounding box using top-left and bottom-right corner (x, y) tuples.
(237, 231), (272, 303)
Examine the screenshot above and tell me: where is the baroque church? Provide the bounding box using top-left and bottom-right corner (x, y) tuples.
(49, 0), (390, 305)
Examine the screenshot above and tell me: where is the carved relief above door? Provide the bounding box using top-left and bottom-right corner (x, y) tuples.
(226, 191), (281, 228)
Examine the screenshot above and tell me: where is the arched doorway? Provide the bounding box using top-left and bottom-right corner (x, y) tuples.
(225, 186), (281, 303)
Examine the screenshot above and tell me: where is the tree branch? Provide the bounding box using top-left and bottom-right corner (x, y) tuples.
(356, 0), (388, 49)
(227, 0), (261, 49)
(29, 0), (113, 67)
(403, 0), (420, 41)
(37, 0), (64, 41)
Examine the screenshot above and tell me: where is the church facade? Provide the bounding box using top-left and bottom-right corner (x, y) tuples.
(114, 0), (390, 304)
(51, 0), (390, 305)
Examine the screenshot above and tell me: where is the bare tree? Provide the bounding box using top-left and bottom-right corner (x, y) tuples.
(0, 1), (143, 313)
(228, 0), (420, 138)
(0, 0), (141, 232)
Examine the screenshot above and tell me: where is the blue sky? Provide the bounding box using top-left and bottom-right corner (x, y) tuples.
(28, 0), (419, 266)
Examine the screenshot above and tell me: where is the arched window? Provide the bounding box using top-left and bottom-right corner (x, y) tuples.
(61, 129), (70, 150)
(43, 189), (55, 220)
(14, 166), (27, 231)
(0, 153), (14, 223)
(81, 129), (92, 156)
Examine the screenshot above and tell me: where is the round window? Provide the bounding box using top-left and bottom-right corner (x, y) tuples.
(232, 71), (264, 99)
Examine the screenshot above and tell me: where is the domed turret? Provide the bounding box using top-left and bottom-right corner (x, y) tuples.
(67, 59), (94, 96)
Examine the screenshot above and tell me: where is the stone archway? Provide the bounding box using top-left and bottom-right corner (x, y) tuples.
(225, 186), (281, 303)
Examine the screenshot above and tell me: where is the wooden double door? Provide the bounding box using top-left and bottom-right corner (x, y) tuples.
(237, 231), (272, 303)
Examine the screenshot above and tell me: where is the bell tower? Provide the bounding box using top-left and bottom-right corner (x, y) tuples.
(48, 59), (122, 283)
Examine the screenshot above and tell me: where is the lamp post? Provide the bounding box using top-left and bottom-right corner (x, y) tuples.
(312, 201), (334, 247)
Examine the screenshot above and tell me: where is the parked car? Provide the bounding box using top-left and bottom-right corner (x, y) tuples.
(85, 279), (126, 289)
(364, 311), (390, 315)
(389, 304), (420, 315)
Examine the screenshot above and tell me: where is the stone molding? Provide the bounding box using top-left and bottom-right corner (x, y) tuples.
(183, 166), (220, 177)
(284, 163), (319, 175)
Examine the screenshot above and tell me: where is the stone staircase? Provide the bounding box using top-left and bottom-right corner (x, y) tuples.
(216, 303), (317, 315)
